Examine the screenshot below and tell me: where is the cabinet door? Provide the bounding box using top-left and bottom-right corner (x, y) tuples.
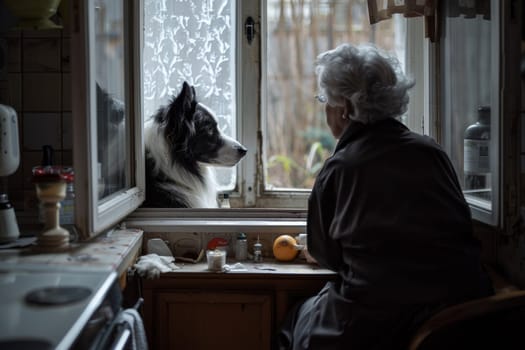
(155, 291), (272, 350)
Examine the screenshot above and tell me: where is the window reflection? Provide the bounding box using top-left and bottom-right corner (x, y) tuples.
(94, 0), (127, 199)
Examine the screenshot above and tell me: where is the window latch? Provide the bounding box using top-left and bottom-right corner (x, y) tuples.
(245, 16), (255, 45)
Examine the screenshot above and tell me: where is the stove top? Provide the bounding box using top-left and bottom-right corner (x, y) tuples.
(0, 266), (116, 350)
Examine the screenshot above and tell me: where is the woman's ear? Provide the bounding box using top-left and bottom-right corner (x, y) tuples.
(343, 99), (354, 119)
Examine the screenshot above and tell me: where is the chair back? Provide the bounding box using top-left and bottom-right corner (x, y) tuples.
(408, 290), (525, 350)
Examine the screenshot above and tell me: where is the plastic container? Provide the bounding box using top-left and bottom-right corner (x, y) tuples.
(235, 232), (248, 261)
(253, 240), (263, 263)
(147, 238), (173, 256)
(0, 194), (19, 243)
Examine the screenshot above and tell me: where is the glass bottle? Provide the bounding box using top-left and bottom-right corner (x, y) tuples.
(60, 169), (78, 242)
(464, 106), (491, 196)
(235, 232), (248, 261)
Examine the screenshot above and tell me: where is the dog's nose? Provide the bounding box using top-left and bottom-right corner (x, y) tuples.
(236, 145), (247, 157)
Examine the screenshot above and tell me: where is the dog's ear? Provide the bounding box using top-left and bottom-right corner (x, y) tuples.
(162, 82), (197, 158)
(172, 81), (196, 117)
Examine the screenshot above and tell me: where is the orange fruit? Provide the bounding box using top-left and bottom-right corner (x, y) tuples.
(273, 235), (299, 261)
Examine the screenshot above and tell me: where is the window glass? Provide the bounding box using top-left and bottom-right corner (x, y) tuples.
(94, 0), (128, 199)
(142, 0), (237, 190)
(264, 0), (407, 190)
(440, 2), (495, 214)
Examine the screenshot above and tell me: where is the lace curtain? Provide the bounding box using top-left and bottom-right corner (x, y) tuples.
(367, 0), (491, 41)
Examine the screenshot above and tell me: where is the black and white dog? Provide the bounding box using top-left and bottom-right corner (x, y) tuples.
(143, 82), (247, 208)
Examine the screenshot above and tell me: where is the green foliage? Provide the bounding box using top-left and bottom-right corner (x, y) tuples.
(267, 139), (332, 188)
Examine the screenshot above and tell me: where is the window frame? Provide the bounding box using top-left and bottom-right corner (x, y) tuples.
(437, 0), (501, 227)
(71, 0), (145, 240)
(434, 0), (523, 231)
(234, 1), (429, 210)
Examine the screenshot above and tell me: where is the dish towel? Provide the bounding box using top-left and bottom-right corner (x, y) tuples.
(121, 308), (148, 350)
(133, 253), (180, 279)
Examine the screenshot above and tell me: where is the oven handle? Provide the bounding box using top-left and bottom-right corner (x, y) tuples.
(99, 298), (144, 350)
(109, 324), (132, 350)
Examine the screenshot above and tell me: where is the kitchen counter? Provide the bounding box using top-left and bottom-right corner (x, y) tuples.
(165, 259), (336, 275)
(0, 228), (143, 277)
(0, 228), (143, 350)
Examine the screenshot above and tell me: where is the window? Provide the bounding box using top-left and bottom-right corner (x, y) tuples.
(142, 0), (238, 190)
(439, 1), (497, 223)
(71, 0), (144, 239)
(437, 0), (521, 228)
(70, 0), (520, 237)
(141, 0), (426, 209)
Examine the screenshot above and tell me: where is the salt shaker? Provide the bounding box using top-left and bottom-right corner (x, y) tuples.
(235, 232), (248, 261)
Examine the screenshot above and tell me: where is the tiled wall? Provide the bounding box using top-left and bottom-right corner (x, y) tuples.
(0, 27), (71, 214)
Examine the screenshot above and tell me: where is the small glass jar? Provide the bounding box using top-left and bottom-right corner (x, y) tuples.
(207, 249), (226, 272)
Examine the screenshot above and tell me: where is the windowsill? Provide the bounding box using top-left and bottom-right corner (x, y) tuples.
(126, 208), (308, 233)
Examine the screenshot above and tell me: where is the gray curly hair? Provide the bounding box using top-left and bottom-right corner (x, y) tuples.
(315, 43), (415, 124)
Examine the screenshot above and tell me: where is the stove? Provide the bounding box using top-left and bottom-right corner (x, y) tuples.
(0, 266), (120, 350)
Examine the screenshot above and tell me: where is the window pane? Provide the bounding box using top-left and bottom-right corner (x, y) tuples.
(94, 0), (128, 200)
(440, 3), (494, 212)
(143, 0), (237, 190)
(265, 0), (406, 190)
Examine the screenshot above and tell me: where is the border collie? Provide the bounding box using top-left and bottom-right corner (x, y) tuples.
(143, 82), (247, 208)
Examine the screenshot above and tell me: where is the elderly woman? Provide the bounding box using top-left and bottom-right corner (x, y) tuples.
(277, 43), (493, 349)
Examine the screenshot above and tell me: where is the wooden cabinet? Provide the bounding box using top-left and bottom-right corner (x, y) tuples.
(141, 267), (335, 350)
(156, 291), (271, 350)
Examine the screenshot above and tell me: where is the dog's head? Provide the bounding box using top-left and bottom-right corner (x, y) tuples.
(154, 81), (247, 168)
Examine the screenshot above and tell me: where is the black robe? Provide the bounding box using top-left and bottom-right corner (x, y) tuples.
(278, 119), (493, 350)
